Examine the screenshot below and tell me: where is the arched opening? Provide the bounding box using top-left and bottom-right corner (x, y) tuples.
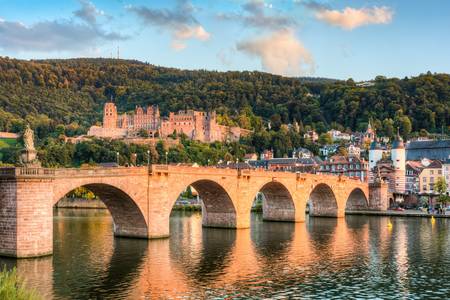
(171, 180), (237, 228)
(308, 183), (338, 217)
(254, 181), (295, 222)
(345, 188), (369, 212)
(55, 183), (148, 238)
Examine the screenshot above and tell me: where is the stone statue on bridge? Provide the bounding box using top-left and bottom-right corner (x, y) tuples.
(20, 125), (40, 167)
(23, 125), (35, 151)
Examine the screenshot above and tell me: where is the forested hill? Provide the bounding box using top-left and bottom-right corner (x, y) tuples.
(0, 56), (448, 137)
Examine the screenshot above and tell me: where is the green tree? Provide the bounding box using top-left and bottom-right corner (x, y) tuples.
(138, 128), (149, 138)
(435, 177), (449, 208)
(318, 133), (332, 146)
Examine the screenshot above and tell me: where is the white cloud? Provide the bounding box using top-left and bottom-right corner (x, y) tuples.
(315, 6), (393, 30)
(127, 0), (211, 51)
(0, 19), (125, 52)
(174, 25), (210, 41)
(171, 40), (187, 51)
(74, 0), (105, 25)
(218, 0), (295, 30)
(0, 1), (125, 53)
(237, 29), (314, 76)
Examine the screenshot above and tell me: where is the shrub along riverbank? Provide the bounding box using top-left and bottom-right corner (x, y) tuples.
(0, 267), (41, 300)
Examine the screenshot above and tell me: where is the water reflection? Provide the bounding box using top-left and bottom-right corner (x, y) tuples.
(1, 209), (450, 299)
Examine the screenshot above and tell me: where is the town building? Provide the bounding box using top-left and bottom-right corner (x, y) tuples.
(328, 129), (352, 142)
(261, 149), (274, 160)
(319, 144), (339, 158)
(303, 130), (318, 142)
(0, 132), (20, 139)
(318, 155), (368, 182)
(292, 147), (313, 159)
(405, 161), (425, 194)
(443, 159), (450, 193)
(348, 144), (361, 158)
(419, 159), (443, 194)
(88, 102), (251, 143)
(243, 153), (258, 162)
(406, 139), (450, 161)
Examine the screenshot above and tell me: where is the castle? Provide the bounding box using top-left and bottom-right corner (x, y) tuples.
(87, 102), (251, 143)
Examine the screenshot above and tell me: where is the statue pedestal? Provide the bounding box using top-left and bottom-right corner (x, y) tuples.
(20, 149), (41, 167)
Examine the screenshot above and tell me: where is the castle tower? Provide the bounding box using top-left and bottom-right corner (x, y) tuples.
(391, 131), (406, 193)
(369, 139), (383, 171)
(103, 102), (118, 129)
(369, 139), (383, 183)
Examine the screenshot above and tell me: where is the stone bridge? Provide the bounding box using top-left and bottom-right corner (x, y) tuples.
(0, 165), (386, 258)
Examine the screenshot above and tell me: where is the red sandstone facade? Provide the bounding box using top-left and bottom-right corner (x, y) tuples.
(88, 103), (251, 142)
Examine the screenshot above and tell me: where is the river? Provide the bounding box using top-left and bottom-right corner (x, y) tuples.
(1, 209), (450, 299)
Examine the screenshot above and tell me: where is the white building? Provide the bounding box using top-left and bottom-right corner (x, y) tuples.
(348, 144), (361, 158)
(328, 129), (352, 142)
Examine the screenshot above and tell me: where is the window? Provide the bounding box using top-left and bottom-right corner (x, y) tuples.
(430, 170), (434, 175)
(423, 177), (427, 182)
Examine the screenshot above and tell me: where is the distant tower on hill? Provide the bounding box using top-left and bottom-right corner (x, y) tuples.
(103, 102), (118, 129)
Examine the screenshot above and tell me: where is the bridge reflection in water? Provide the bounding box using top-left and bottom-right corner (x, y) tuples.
(1, 210), (450, 299)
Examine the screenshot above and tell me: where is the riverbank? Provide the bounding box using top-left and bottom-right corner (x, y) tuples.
(347, 210), (450, 218)
(55, 198), (106, 209)
(171, 204), (201, 211)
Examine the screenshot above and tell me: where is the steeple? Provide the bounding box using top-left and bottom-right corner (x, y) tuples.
(392, 128), (404, 149)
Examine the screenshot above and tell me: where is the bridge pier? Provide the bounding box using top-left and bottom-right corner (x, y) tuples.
(0, 169), (53, 258)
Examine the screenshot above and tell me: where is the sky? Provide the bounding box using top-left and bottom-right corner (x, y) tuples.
(0, 0), (449, 81)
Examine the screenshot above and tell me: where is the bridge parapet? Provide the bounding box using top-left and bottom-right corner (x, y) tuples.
(150, 164), (240, 176)
(54, 166), (148, 178)
(0, 167), (55, 178)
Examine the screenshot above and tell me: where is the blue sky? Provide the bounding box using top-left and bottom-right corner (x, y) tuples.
(0, 0), (449, 80)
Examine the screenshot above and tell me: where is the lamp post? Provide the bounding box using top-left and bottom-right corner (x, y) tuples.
(147, 150), (150, 168)
(165, 151), (168, 165)
(116, 152), (120, 166)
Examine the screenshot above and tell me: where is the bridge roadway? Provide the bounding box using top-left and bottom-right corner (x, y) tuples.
(0, 165), (381, 258)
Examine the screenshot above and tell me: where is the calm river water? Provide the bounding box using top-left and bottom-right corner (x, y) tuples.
(1, 209), (450, 299)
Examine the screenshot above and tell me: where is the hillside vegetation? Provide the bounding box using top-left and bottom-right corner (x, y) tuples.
(0, 57), (448, 138)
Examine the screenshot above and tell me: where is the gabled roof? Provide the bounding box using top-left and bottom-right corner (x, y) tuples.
(426, 160), (443, 169)
(406, 160), (425, 171)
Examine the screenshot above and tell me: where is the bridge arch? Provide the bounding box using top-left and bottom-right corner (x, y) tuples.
(308, 183), (338, 217)
(345, 188), (369, 211)
(256, 181), (296, 222)
(55, 183), (148, 238)
(173, 179), (237, 228)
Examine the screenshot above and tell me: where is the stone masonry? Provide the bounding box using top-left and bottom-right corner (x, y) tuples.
(0, 165), (384, 258)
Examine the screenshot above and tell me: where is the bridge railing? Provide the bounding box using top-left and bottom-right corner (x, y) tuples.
(0, 165), (365, 184)
(0, 167), (56, 178)
(53, 166), (148, 177)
